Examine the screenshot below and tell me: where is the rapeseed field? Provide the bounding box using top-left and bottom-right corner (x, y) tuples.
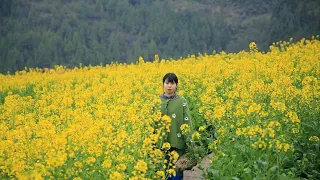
(1, 37), (319, 179)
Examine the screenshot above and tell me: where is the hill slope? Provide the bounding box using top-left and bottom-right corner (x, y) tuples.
(0, 0), (319, 73)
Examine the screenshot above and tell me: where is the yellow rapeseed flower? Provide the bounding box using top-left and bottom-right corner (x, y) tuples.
(161, 142), (171, 151)
(180, 124), (191, 134)
(192, 132), (201, 140)
(198, 126), (206, 131)
(110, 171), (123, 180)
(134, 160), (148, 173)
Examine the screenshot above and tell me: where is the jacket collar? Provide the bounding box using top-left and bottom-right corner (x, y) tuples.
(160, 93), (179, 100)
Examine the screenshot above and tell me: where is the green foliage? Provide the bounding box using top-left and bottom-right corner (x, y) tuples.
(285, 98), (320, 179)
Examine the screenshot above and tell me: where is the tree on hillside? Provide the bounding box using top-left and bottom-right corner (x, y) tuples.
(107, 32), (121, 62)
(1, 0), (319, 73)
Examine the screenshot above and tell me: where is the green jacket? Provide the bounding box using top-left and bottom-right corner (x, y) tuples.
(160, 93), (192, 150)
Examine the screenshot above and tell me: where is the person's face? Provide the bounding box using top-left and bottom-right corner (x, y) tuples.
(163, 79), (177, 95)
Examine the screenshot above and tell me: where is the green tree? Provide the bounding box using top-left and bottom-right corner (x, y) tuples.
(268, 0), (299, 43)
(107, 32), (121, 62)
(6, 48), (23, 73)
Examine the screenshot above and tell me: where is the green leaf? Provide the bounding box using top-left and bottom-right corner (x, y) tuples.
(270, 165), (278, 173)
(244, 168), (251, 174)
(207, 167), (219, 177)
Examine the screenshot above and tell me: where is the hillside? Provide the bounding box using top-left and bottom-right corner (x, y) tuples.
(0, 0), (319, 73)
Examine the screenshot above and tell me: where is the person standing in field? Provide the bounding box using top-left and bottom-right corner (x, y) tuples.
(160, 73), (192, 180)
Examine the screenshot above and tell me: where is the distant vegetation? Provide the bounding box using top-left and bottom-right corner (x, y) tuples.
(0, 0), (319, 73)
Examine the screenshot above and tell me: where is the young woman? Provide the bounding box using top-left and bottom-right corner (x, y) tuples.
(160, 73), (192, 180)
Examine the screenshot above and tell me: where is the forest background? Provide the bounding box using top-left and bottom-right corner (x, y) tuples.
(1, 0), (320, 74)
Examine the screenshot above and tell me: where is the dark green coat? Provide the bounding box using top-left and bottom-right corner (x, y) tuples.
(160, 93), (192, 150)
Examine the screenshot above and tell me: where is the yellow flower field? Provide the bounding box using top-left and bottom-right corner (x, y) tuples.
(0, 37), (319, 179)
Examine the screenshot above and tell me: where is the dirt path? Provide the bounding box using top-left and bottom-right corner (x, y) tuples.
(183, 153), (213, 180)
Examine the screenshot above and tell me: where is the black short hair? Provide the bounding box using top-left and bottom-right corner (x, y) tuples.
(163, 73), (178, 84)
